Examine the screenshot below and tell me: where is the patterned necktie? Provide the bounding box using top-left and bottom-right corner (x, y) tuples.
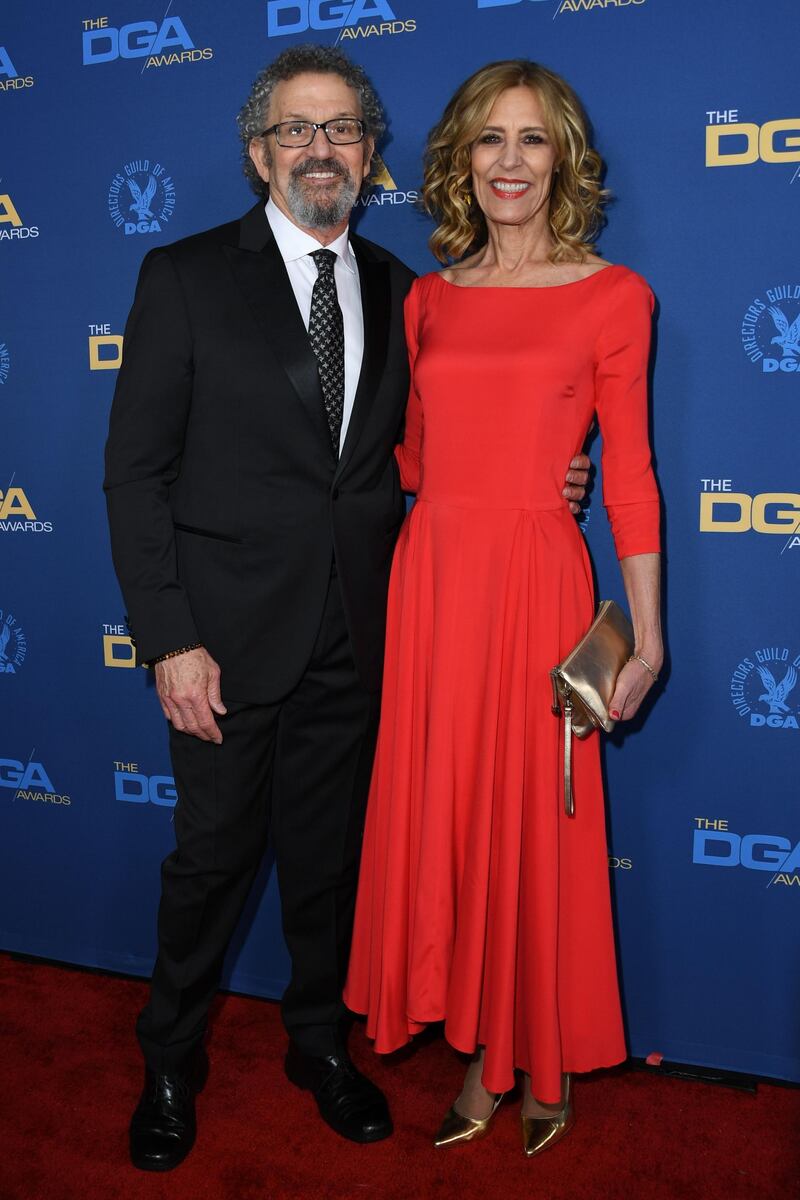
(308, 248), (345, 454)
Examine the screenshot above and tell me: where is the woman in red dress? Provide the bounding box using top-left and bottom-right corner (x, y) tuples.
(344, 60), (663, 1155)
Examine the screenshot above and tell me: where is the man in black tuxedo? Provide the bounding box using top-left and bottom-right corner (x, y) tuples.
(105, 44), (589, 1172)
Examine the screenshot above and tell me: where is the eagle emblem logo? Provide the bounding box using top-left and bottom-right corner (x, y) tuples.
(756, 664), (798, 715)
(767, 306), (800, 359)
(126, 175), (158, 222)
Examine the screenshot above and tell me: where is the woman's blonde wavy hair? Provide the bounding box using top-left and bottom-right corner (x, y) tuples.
(422, 60), (608, 264)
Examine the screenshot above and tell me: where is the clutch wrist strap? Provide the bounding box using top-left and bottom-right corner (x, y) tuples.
(628, 653), (658, 682)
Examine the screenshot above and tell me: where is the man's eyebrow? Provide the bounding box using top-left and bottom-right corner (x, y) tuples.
(281, 110), (360, 119)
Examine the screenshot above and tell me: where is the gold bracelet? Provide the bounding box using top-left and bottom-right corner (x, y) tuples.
(628, 654), (659, 682)
(150, 643), (202, 666)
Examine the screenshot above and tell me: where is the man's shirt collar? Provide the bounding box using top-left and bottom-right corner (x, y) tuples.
(266, 198), (356, 275)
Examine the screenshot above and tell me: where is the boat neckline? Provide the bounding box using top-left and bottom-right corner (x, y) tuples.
(433, 263), (622, 292)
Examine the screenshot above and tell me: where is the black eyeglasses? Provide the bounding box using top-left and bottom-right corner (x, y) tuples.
(260, 119), (366, 148)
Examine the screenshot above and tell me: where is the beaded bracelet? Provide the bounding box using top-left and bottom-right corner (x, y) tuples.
(150, 643), (202, 666)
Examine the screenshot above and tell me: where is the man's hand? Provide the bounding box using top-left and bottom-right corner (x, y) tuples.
(563, 453), (591, 515)
(155, 647), (227, 744)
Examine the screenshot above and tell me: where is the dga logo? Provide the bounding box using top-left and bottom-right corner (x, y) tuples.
(741, 285), (800, 373)
(267, 1), (416, 40)
(478, 0), (647, 13)
(103, 623), (139, 668)
(82, 16), (213, 69)
(0, 193), (39, 241)
(114, 761), (176, 806)
(693, 818), (800, 889)
(706, 110), (800, 179)
(108, 160), (176, 236)
(699, 480), (800, 550)
(0, 608), (27, 674)
(356, 157), (418, 210)
(0, 45), (34, 91)
(0, 755), (71, 805)
(730, 646), (800, 731)
(0, 484), (53, 533)
(0, 342), (9, 384)
(89, 325), (123, 371)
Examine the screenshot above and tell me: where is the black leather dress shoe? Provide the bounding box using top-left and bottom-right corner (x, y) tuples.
(285, 1041), (392, 1143)
(129, 1050), (208, 1172)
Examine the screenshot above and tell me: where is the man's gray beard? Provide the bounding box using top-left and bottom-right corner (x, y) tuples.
(286, 164), (360, 229)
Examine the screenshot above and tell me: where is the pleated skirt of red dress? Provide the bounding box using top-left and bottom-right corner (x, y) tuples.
(344, 499), (627, 1103)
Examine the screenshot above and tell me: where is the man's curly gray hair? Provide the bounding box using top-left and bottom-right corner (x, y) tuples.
(237, 44), (386, 197)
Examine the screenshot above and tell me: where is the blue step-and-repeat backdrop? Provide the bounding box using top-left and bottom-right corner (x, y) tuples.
(2, 1), (798, 1083)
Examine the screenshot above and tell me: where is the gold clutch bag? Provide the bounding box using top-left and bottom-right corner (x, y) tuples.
(550, 599), (634, 818)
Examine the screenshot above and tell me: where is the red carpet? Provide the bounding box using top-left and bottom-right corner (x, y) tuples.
(1, 953), (797, 1200)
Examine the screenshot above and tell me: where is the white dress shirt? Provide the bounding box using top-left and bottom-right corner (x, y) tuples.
(266, 198), (364, 454)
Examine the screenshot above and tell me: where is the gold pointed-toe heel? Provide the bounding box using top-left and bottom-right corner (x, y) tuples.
(434, 1093), (504, 1148)
(521, 1075), (574, 1157)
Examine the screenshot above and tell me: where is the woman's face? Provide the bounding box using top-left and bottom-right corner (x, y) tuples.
(470, 86), (558, 231)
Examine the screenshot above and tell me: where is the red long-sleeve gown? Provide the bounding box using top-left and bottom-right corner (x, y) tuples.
(343, 266), (661, 1102)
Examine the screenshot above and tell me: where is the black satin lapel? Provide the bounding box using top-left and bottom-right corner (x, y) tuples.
(336, 250), (391, 478)
(223, 233), (330, 447)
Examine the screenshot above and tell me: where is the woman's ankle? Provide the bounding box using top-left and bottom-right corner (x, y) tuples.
(521, 1073), (567, 1117)
(454, 1051), (497, 1120)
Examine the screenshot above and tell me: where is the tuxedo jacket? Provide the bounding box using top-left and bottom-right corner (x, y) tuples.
(104, 201), (416, 702)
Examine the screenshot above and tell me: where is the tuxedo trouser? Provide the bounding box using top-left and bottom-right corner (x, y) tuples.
(136, 566), (380, 1073)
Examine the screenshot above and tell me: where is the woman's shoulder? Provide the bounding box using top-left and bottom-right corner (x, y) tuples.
(602, 262), (653, 295)
(403, 271), (445, 338)
(405, 270), (447, 309)
(414, 269), (448, 284)
(592, 264), (654, 319)
(414, 269), (454, 288)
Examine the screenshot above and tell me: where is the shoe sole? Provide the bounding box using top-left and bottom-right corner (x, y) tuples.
(130, 1138), (196, 1172)
(130, 1155), (192, 1172)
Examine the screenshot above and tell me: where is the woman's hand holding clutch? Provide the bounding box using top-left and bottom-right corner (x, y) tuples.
(608, 648), (662, 721)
